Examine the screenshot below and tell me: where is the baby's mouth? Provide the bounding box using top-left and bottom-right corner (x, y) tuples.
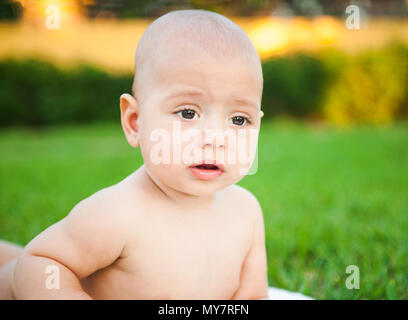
(195, 164), (219, 170)
(189, 162), (224, 180)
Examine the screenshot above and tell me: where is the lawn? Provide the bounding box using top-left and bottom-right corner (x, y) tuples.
(0, 120), (407, 299)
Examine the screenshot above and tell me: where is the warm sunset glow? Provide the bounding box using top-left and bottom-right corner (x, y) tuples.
(289, 18), (314, 46)
(248, 17), (290, 57)
(0, 7), (407, 73)
(248, 16), (342, 59)
(17, 0), (84, 26)
(312, 16), (341, 45)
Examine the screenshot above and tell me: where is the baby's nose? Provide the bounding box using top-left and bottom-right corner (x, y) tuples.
(202, 135), (225, 149)
(199, 114), (227, 150)
(201, 128), (226, 149)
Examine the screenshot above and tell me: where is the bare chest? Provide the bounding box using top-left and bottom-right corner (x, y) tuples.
(84, 208), (252, 299)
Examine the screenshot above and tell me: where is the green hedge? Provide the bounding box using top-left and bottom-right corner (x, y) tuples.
(1, 43), (407, 127)
(0, 59), (132, 127)
(261, 43), (408, 124)
(321, 43), (408, 125)
(262, 53), (330, 118)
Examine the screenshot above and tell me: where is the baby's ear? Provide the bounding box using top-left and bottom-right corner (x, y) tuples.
(120, 93), (139, 148)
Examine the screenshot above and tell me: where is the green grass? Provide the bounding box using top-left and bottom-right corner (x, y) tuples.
(1, 121), (407, 299)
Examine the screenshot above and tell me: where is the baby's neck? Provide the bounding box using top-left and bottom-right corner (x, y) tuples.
(138, 165), (216, 210)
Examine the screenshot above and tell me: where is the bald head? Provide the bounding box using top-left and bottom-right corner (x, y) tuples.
(132, 9), (263, 101)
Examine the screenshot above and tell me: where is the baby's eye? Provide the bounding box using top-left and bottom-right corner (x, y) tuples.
(231, 115), (249, 126)
(177, 109), (198, 120)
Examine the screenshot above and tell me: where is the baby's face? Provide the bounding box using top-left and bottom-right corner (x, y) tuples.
(129, 43), (262, 197)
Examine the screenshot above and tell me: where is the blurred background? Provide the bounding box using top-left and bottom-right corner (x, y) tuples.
(0, 0), (407, 299)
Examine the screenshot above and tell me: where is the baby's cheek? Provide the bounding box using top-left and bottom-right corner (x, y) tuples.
(225, 164), (247, 183)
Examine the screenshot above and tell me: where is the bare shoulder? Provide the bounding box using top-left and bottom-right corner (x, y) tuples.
(221, 184), (263, 221)
(65, 173), (139, 228)
(69, 184), (119, 218)
(21, 175), (140, 276)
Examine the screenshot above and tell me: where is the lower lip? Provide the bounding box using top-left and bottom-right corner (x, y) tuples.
(189, 166), (224, 180)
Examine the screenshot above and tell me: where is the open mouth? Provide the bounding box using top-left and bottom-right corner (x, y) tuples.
(194, 164), (219, 170)
(189, 163), (224, 180)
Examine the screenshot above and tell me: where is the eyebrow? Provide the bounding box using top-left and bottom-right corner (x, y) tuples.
(164, 90), (206, 101)
(229, 97), (260, 110)
(164, 90), (259, 109)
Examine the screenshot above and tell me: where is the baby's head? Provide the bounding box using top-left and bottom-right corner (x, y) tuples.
(120, 9), (263, 197)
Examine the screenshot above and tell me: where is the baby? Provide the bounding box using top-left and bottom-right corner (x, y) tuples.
(0, 9), (268, 300)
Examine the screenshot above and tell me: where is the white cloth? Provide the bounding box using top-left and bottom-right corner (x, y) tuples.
(268, 287), (313, 300)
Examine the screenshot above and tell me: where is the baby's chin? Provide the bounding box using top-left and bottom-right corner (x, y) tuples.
(163, 174), (230, 197)
(169, 171), (248, 199)
(179, 181), (229, 197)
(149, 169), (229, 196)
(144, 161), (249, 198)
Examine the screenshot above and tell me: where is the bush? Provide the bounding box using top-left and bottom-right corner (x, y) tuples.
(321, 43), (408, 125)
(1, 43), (407, 127)
(0, 59), (132, 127)
(261, 54), (330, 118)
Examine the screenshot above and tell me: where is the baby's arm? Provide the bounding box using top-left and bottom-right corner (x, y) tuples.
(12, 192), (126, 299)
(232, 192), (269, 300)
